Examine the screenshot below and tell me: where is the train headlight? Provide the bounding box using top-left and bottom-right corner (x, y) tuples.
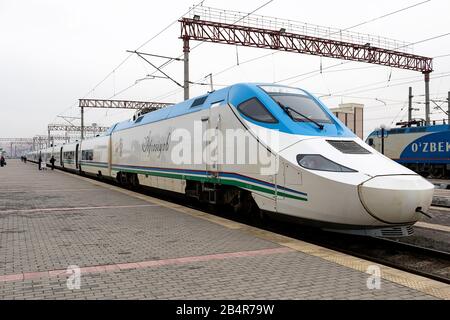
(297, 155), (357, 173)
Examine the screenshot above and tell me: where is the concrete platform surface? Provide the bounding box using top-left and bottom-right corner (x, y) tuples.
(433, 189), (450, 208)
(0, 160), (448, 300)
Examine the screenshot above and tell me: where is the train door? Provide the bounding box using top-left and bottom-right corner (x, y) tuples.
(274, 161), (301, 203)
(276, 162), (302, 213)
(75, 144), (79, 169)
(273, 158), (284, 211)
(107, 135), (112, 177)
(205, 102), (222, 175)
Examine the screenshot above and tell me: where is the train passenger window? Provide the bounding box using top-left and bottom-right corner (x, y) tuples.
(82, 150), (94, 161)
(64, 151), (74, 160)
(237, 98), (278, 123)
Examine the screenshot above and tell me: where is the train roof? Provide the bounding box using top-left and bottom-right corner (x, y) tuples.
(109, 86), (231, 133)
(107, 83), (354, 138)
(44, 83), (354, 149)
(368, 124), (450, 137)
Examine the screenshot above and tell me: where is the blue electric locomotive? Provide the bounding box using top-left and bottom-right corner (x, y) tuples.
(367, 123), (450, 178)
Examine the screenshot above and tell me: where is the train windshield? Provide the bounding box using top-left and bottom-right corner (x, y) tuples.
(260, 85), (332, 124)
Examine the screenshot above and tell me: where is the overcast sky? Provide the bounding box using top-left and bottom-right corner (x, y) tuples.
(1, 0), (449, 140)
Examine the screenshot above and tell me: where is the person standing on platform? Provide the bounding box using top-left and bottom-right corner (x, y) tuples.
(50, 155), (55, 170)
(38, 155), (42, 171)
(0, 156), (5, 167)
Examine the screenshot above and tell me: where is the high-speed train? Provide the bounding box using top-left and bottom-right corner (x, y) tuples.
(28, 83), (435, 237)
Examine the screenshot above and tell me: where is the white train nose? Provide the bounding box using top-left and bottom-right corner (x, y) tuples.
(358, 175), (434, 224)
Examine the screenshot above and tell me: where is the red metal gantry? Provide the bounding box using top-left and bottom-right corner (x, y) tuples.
(179, 18), (433, 73)
(77, 99), (175, 140)
(78, 99), (174, 111)
(179, 14), (434, 123)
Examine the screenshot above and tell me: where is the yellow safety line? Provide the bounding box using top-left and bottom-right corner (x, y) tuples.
(415, 222), (450, 233)
(57, 169), (450, 300)
(430, 205), (450, 212)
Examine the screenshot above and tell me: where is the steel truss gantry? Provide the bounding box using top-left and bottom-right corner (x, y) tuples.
(179, 8), (434, 123)
(77, 99), (174, 140)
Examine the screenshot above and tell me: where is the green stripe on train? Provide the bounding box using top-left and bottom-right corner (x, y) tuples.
(112, 166), (307, 202)
(80, 162), (109, 168)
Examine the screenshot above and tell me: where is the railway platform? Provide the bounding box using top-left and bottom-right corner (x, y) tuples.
(429, 179), (450, 207)
(432, 189), (450, 207)
(0, 160), (448, 300)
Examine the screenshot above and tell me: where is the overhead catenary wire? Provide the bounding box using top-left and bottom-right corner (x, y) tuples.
(282, 48), (450, 89)
(103, 1), (276, 106)
(83, 0), (206, 99)
(117, 1), (431, 112)
(84, 0), (277, 121)
(55, 0), (207, 120)
(144, 0), (275, 81)
(340, 0), (432, 32)
(434, 53), (450, 59)
(222, 1), (433, 84)
(322, 73), (450, 97)
(157, 0), (436, 102)
(409, 32), (450, 47)
(60, 1), (448, 132)
(147, 0), (431, 103)
(319, 71), (450, 98)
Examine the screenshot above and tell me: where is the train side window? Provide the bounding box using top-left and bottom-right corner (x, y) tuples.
(82, 150), (94, 161)
(237, 98), (278, 124)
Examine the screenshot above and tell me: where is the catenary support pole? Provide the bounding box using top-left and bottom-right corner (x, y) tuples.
(448, 91), (450, 125)
(80, 106), (84, 140)
(183, 37), (190, 101)
(408, 87), (413, 124)
(424, 72), (431, 125)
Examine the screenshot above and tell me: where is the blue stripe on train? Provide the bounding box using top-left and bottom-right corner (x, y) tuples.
(111, 163), (307, 197)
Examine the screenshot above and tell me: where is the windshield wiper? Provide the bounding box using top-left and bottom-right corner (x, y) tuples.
(277, 102), (324, 130)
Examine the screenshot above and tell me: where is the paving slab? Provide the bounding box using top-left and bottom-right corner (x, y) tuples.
(0, 160), (447, 300)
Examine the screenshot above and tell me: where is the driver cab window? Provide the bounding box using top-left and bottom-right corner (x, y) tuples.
(237, 98), (278, 123)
